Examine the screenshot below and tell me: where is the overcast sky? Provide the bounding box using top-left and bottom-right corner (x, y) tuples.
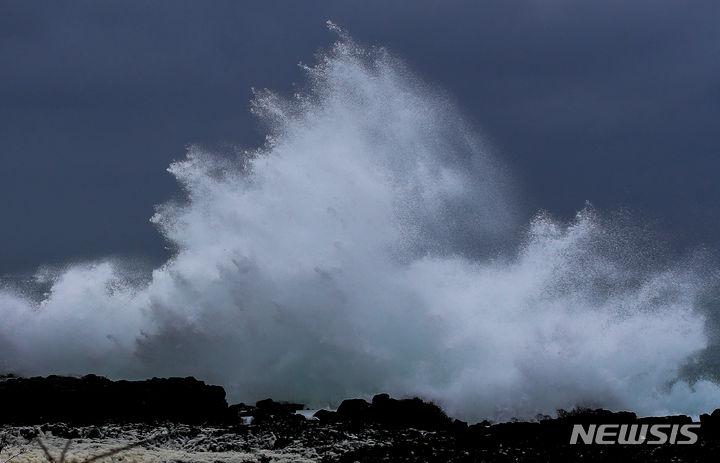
(1, 0), (719, 274)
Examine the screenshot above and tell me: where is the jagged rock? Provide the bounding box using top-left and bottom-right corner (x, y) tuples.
(312, 409), (338, 422)
(636, 414), (692, 425)
(553, 407), (637, 424)
(327, 394), (452, 430)
(700, 408), (720, 440)
(227, 402), (255, 422)
(451, 418), (468, 432)
(255, 398), (304, 415)
(2, 375), (718, 461)
(40, 422), (81, 438)
(0, 375), (227, 424)
(336, 398), (372, 421)
(370, 394), (453, 430)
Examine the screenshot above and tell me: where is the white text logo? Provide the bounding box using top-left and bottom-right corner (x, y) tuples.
(569, 423), (700, 444)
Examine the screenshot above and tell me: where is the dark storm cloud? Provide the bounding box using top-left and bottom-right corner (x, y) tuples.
(1, 0), (719, 273)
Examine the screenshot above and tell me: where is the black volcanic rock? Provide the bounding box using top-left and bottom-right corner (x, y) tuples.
(336, 398), (372, 421)
(636, 414), (693, 425)
(315, 393), (452, 431)
(251, 398), (305, 426)
(700, 408), (720, 440)
(0, 375), (227, 424)
(227, 402), (255, 421)
(554, 407), (637, 424)
(3, 376), (720, 461)
(518, 407), (641, 444)
(255, 398), (304, 415)
(370, 394), (453, 430)
(312, 408), (338, 422)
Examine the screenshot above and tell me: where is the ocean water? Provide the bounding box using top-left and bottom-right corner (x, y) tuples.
(1, 23), (718, 421)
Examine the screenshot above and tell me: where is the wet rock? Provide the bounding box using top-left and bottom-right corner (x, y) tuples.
(255, 398), (304, 416)
(336, 398), (371, 422)
(0, 375), (227, 424)
(369, 394), (452, 430)
(636, 414), (693, 425)
(328, 394), (452, 431)
(2, 377), (718, 462)
(85, 426), (102, 439)
(700, 408), (720, 440)
(227, 402), (255, 422)
(312, 409), (338, 422)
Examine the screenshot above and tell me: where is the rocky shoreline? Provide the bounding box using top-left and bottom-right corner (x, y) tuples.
(1, 375), (720, 462)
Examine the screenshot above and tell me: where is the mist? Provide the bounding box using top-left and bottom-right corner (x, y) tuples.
(1, 25), (718, 422)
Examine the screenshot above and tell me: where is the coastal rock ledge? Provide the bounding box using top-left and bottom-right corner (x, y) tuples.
(1, 375), (720, 462)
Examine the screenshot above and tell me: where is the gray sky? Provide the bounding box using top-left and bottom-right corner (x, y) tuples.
(1, 0), (719, 274)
